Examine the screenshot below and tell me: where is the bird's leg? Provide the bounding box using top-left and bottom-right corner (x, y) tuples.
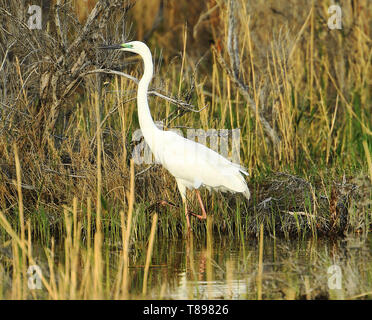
(154, 198), (193, 231)
(188, 190), (207, 220)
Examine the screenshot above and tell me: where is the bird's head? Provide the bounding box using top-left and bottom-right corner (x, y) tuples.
(99, 41), (149, 56)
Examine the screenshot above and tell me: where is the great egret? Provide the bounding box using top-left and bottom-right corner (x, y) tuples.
(100, 41), (250, 230)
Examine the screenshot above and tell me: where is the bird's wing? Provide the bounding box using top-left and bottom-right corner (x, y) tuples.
(154, 131), (248, 192)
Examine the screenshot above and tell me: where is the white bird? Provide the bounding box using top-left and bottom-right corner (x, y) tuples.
(100, 41), (250, 230)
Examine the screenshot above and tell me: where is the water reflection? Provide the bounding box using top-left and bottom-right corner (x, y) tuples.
(1, 233), (371, 299)
(131, 235), (372, 300)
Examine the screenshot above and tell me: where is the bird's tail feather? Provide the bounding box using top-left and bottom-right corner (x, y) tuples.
(244, 187), (251, 200)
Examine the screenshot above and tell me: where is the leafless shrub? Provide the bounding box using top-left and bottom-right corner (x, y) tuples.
(0, 0), (134, 145)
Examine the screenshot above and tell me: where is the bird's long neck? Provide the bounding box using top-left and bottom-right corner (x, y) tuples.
(137, 47), (159, 152)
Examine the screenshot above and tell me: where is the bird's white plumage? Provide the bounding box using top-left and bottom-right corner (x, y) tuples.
(152, 130), (250, 199)
(116, 41), (250, 204)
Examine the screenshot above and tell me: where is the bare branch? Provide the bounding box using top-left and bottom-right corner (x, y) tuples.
(82, 68), (207, 113)
(213, 2), (281, 147)
(227, 0), (240, 79)
(83, 68), (138, 83)
(213, 47), (280, 146)
(193, 3), (219, 39)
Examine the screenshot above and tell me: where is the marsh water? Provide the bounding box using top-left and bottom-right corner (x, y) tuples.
(1, 234), (371, 299)
(127, 235), (372, 299)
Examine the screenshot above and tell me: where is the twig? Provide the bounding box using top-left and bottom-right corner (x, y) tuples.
(0, 41), (15, 73)
(135, 164), (154, 177)
(90, 97), (136, 147)
(82, 68), (208, 113)
(148, 90), (207, 113)
(83, 68), (138, 83)
(282, 210), (317, 219)
(193, 3), (219, 39)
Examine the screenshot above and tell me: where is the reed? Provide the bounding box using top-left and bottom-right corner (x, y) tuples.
(256, 223), (264, 300)
(122, 159), (135, 298)
(0, 153), (158, 299)
(142, 213), (158, 296)
(0, 0), (371, 300)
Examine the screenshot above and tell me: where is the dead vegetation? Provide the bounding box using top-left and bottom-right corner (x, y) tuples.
(249, 172), (367, 237)
(0, 0), (371, 239)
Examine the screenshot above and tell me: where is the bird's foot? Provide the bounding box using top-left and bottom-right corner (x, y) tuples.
(188, 211), (207, 220)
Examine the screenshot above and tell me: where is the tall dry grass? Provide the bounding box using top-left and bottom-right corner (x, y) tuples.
(0, 0), (370, 250)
